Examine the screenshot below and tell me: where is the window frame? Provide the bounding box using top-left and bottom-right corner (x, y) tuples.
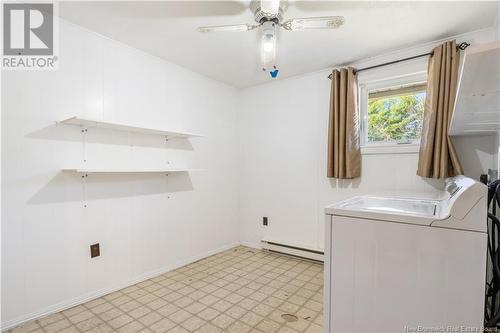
(359, 71), (427, 154)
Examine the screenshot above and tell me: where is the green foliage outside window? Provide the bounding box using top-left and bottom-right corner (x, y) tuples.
(367, 92), (425, 143)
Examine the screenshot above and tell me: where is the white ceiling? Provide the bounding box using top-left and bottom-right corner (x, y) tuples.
(59, 1), (500, 88)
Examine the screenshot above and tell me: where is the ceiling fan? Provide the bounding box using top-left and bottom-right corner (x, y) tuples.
(197, 0), (345, 74)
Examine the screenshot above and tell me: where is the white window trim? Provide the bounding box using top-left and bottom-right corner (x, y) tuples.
(359, 71), (427, 155)
(360, 143), (420, 155)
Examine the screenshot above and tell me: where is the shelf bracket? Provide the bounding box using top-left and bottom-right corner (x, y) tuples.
(165, 173), (171, 199)
(81, 173), (88, 208)
(81, 127), (88, 164)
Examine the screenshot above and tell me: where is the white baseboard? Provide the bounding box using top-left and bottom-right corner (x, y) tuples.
(239, 241), (262, 250)
(1, 241), (240, 331)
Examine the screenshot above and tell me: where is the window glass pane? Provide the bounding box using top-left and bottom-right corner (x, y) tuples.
(367, 85), (426, 143)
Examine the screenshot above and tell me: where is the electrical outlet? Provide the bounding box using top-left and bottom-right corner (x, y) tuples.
(263, 217), (268, 226)
(90, 243), (100, 258)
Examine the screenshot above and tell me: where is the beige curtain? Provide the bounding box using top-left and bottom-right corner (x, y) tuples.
(417, 40), (464, 178)
(327, 67), (361, 179)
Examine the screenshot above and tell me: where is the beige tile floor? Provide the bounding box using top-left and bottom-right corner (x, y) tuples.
(8, 246), (324, 333)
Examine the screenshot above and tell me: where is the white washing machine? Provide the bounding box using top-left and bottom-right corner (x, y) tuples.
(324, 176), (487, 332)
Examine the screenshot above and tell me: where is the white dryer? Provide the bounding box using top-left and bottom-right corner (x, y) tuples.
(324, 176), (487, 332)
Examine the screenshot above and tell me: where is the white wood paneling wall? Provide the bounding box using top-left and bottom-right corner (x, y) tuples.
(1, 20), (240, 329)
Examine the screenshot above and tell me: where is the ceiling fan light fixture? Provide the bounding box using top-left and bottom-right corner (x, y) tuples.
(260, 21), (276, 70)
(262, 38), (274, 52)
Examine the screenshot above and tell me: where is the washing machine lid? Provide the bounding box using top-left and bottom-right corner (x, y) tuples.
(326, 195), (441, 226)
(326, 176), (487, 228)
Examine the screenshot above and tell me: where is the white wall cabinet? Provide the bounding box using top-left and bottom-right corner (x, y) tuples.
(450, 42), (500, 136)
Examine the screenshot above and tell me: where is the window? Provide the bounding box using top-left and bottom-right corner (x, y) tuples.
(360, 72), (427, 149)
(367, 83), (426, 143)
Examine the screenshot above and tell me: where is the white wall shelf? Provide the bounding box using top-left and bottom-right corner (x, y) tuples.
(59, 116), (202, 139)
(63, 168), (203, 174)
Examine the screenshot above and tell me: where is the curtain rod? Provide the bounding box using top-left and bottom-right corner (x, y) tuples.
(327, 42), (470, 80)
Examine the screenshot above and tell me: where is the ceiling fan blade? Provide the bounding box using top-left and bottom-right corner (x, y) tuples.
(280, 16), (345, 31)
(197, 23), (259, 33)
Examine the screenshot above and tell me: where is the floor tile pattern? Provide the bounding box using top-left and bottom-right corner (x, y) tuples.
(8, 246), (324, 333)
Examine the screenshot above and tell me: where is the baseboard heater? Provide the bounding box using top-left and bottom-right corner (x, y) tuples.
(261, 240), (324, 262)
